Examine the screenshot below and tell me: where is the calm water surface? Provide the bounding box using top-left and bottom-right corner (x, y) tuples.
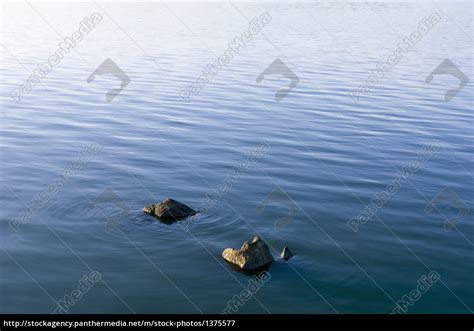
(1, 1), (473, 313)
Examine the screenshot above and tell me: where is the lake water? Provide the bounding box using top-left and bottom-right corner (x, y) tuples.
(1, 1), (473, 314)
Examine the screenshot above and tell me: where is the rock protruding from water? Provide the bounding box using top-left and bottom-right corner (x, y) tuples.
(281, 246), (293, 261)
(143, 198), (196, 220)
(222, 236), (274, 270)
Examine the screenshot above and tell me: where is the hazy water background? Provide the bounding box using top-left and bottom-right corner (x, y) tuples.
(1, 1), (473, 314)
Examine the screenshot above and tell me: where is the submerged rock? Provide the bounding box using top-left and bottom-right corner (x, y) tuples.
(222, 236), (274, 270)
(143, 198), (196, 220)
(281, 246), (293, 261)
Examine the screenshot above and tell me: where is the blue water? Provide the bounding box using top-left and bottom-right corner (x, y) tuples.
(1, 1), (473, 314)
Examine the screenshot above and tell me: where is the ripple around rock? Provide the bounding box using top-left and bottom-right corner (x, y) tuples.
(222, 236), (274, 270)
(143, 198), (196, 221)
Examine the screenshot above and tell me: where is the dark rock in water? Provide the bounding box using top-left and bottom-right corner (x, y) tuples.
(222, 236), (274, 270)
(281, 246), (293, 261)
(143, 198), (196, 221)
